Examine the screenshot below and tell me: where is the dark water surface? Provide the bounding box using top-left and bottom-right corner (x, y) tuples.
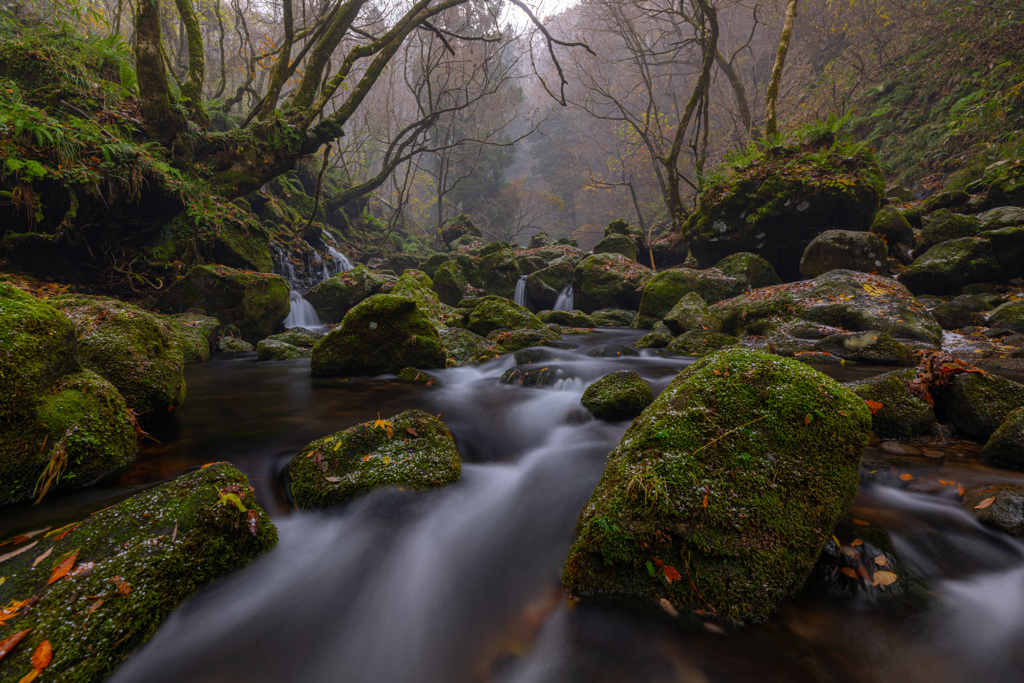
(9, 329), (1024, 682)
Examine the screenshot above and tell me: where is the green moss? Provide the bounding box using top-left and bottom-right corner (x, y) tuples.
(287, 410), (461, 508)
(256, 339), (310, 360)
(432, 261), (470, 307)
(581, 371), (653, 420)
(638, 269), (742, 321)
(713, 253), (782, 290)
(0, 463), (276, 682)
(899, 237), (1002, 295)
(946, 372), (1024, 440)
(305, 265), (386, 323)
(590, 309), (637, 327)
(536, 310), (596, 328)
(438, 327), (506, 366)
(593, 234), (638, 260)
(846, 368), (938, 438)
(666, 330), (738, 357)
(916, 213), (983, 254)
(467, 296), (545, 337)
(563, 348), (872, 622)
(486, 328), (562, 352)
(575, 254), (656, 313)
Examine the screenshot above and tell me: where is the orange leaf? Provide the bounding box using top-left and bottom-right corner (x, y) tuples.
(31, 640), (51, 671)
(874, 554), (890, 567)
(702, 488), (708, 508)
(899, 473), (914, 482)
(361, 455), (372, 462)
(839, 567), (859, 579)
(46, 549), (78, 585)
(661, 564), (682, 584)
(803, 413), (811, 426)
(957, 484), (965, 496)
(406, 428), (418, 437)
(872, 570), (898, 587)
(975, 496), (996, 509)
(0, 629), (30, 663)
(857, 564), (872, 582)
(17, 669), (38, 683)
(864, 400), (884, 414)
(200, 461), (227, 469)
(53, 525), (78, 542)
(851, 539), (863, 546)
(852, 518), (870, 526)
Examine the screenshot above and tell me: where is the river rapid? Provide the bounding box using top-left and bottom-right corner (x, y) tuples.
(8, 328), (1024, 682)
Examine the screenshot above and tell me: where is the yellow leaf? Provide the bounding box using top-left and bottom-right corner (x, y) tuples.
(975, 496), (996, 509)
(871, 570), (898, 587)
(840, 567), (859, 579)
(18, 669), (38, 683)
(862, 283), (888, 297)
(373, 415), (394, 438)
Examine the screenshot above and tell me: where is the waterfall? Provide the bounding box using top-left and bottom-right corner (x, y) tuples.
(327, 246), (353, 275)
(514, 276), (529, 308)
(553, 285), (573, 311)
(284, 290), (322, 329)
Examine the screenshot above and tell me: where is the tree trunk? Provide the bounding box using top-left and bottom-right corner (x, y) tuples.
(173, 0), (209, 126)
(135, 0), (184, 145)
(764, 0), (799, 139)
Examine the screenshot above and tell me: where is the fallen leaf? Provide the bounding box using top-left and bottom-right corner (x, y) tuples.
(874, 554), (890, 567)
(201, 461), (227, 469)
(19, 669), (38, 683)
(31, 547), (53, 567)
(0, 540), (39, 564)
(312, 450), (324, 465)
(803, 413), (812, 426)
(975, 496), (996, 509)
(958, 484), (965, 496)
(837, 410), (850, 417)
(840, 567), (859, 579)
(361, 455), (372, 462)
(88, 599), (103, 613)
(658, 598), (679, 617)
(864, 400), (884, 414)
(325, 476), (340, 483)
(247, 510), (259, 536)
(872, 570), (898, 587)
(840, 546), (860, 559)
(406, 428), (418, 437)
(857, 564), (872, 582)
(373, 416), (394, 439)
(0, 630), (30, 663)
(899, 473), (914, 482)
(69, 561), (94, 578)
(702, 487), (709, 508)
(852, 518), (870, 526)
(851, 539), (863, 546)
(47, 549), (78, 585)
(31, 640), (51, 671)
(171, 523), (177, 543)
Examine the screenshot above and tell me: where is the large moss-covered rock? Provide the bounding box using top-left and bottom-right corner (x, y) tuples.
(590, 308), (637, 327)
(984, 160), (1024, 207)
(432, 261), (471, 307)
(978, 206), (1024, 231)
(898, 237), (1002, 294)
(537, 310), (597, 328)
(846, 368), (938, 438)
(287, 410), (461, 508)
(988, 301), (1024, 333)
(663, 292), (716, 336)
(945, 372), (1024, 441)
(563, 348), (872, 622)
(438, 327), (506, 366)
(305, 265), (386, 322)
(0, 463), (277, 683)
(714, 252), (782, 290)
(581, 371), (653, 421)
(634, 322), (674, 349)
(870, 205), (915, 246)
(256, 339), (310, 360)
(166, 312), (220, 363)
(593, 233), (637, 260)
(467, 296), (546, 337)
(473, 244), (522, 298)
(915, 213), (983, 255)
(666, 330), (737, 356)
(799, 230), (888, 278)
(51, 295), (186, 414)
(638, 268), (743, 321)
(486, 327), (563, 352)
(439, 213), (483, 248)
(979, 406), (1024, 470)
(687, 139), (885, 281)
(575, 253), (656, 313)
(310, 294), (446, 376)
(389, 270), (446, 324)
(961, 483), (1024, 536)
(158, 265), (289, 343)
(525, 261), (575, 310)
(812, 331), (917, 365)
(264, 327), (323, 348)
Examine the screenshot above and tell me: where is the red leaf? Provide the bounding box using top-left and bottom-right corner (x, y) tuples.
(47, 549), (78, 585)
(864, 400), (884, 414)
(406, 428), (418, 437)
(31, 640), (51, 672)
(53, 525), (78, 541)
(0, 630), (30, 663)
(247, 510), (259, 536)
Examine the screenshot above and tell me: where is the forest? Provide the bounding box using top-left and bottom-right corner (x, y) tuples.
(2, 0), (1024, 681)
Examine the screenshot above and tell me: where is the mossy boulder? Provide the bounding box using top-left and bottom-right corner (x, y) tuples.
(158, 265), (289, 343)
(575, 253), (656, 313)
(581, 371), (653, 420)
(390, 270), (446, 324)
(604, 218), (646, 249)
(713, 252), (782, 290)
(486, 327), (563, 352)
(666, 330), (738, 356)
(563, 348), (872, 622)
(536, 310), (597, 327)
(984, 161), (1024, 207)
(167, 313), (220, 363)
(924, 189), (970, 212)
(216, 336), (253, 353)
(916, 213), (983, 255)
(264, 327), (323, 348)
(432, 261), (471, 307)
(590, 308), (637, 327)
(870, 206), (915, 246)
(988, 301), (1024, 333)
(438, 327), (506, 366)
(799, 230), (888, 279)
(593, 233), (637, 260)
(439, 213), (483, 248)
(663, 292), (716, 336)
(256, 339), (311, 360)
(396, 367), (439, 385)
(467, 296), (546, 337)
(474, 244), (522, 298)
(500, 365), (563, 387)
(812, 331), (917, 365)
(979, 406), (1024, 470)
(51, 295), (186, 414)
(931, 301), (984, 330)
(846, 368), (938, 438)
(634, 322), (674, 349)
(687, 140), (884, 281)
(525, 261), (575, 310)
(977, 206), (1024, 231)
(305, 265), (386, 322)
(0, 462), (277, 682)
(423, 253), (452, 277)
(310, 294), (446, 377)
(287, 410), (461, 508)
(898, 237), (1002, 294)
(945, 372), (1024, 441)
(638, 268), (742, 321)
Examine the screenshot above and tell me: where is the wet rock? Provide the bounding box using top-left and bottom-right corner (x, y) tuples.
(563, 348), (872, 622)
(467, 296), (546, 337)
(648, 233), (690, 269)
(924, 189), (970, 212)
(0, 462), (276, 680)
(637, 268), (743, 322)
(946, 372), (1024, 441)
(870, 206), (915, 246)
(431, 261), (470, 307)
(256, 339), (310, 360)
(513, 347), (558, 365)
(713, 252), (782, 290)
(529, 231), (555, 248)
(984, 162), (1024, 207)
(536, 310), (596, 328)
(662, 292), (716, 336)
(666, 329), (737, 356)
(500, 365), (562, 387)
(988, 301), (1024, 333)
(978, 407), (1024, 470)
(687, 140), (884, 281)
(799, 230), (888, 279)
(439, 213), (483, 249)
(574, 253), (655, 313)
(474, 244), (523, 299)
(310, 294), (446, 377)
(634, 322), (674, 349)
(962, 483), (1024, 536)
(52, 295), (187, 414)
(525, 261), (575, 310)
(438, 327), (506, 366)
(813, 331), (917, 365)
(588, 344), (640, 358)
(264, 327), (323, 348)
(581, 370), (653, 421)
(288, 410), (460, 508)
(590, 308), (637, 327)
(593, 233), (638, 260)
(373, 253), (425, 274)
(977, 206), (1024, 231)
(396, 367), (439, 385)
(305, 267), (388, 323)
(898, 237), (1002, 295)
(915, 213), (983, 255)
(486, 327), (563, 352)
(422, 253), (452, 278)
(931, 301), (984, 330)
(216, 336), (253, 353)
(517, 255), (547, 275)
(846, 368), (938, 438)
(167, 312), (221, 363)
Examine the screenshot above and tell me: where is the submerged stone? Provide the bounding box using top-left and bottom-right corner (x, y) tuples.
(256, 338), (310, 360)
(581, 371), (653, 421)
(287, 410), (461, 508)
(0, 463), (277, 681)
(563, 348), (872, 622)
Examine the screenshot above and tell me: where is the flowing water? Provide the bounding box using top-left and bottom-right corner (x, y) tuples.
(553, 285), (574, 311)
(7, 330), (1024, 682)
(514, 275), (529, 308)
(283, 290), (323, 329)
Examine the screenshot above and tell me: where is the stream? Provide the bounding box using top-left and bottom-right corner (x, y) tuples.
(7, 329), (1024, 682)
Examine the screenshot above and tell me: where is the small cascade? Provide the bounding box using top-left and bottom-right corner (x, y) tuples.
(327, 245), (353, 275)
(514, 275), (529, 308)
(553, 284), (573, 311)
(284, 290), (322, 329)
